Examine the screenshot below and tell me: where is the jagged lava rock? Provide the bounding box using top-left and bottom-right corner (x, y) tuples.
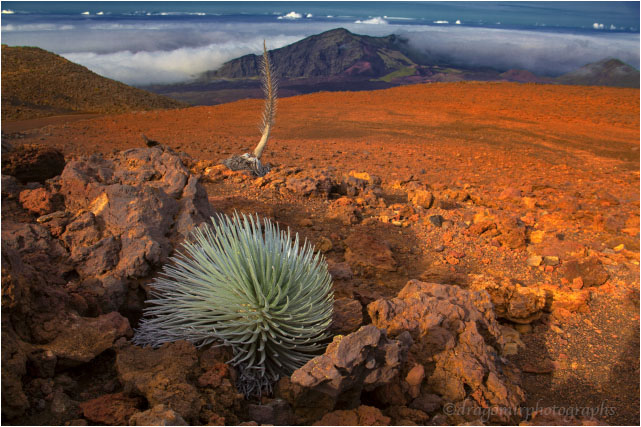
(1, 327), (30, 419)
(115, 340), (202, 422)
(285, 169), (337, 198)
(313, 405), (391, 426)
(57, 145), (214, 280)
(368, 280), (525, 424)
(560, 257), (609, 287)
(406, 182), (434, 209)
(1, 144), (66, 183)
(116, 341), (240, 425)
(327, 260), (354, 281)
(247, 399), (296, 425)
(497, 215), (527, 249)
(1, 146), (216, 419)
(468, 274), (547, 324)
(330, 298), (364, 335)
(78, 392), (142, 426)
(291, 325), (411, 396)
(280, 325), (411, 423)
(44, 312), (132, 367)
(129, 404), (188, 426)
(19, 187), (62, 216)
(327, 196), (362, 225)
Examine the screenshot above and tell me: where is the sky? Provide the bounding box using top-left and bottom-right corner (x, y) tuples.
(1, 1), (639, 85)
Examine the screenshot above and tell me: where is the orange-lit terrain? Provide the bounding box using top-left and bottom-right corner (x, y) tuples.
(3, 82), (639, 425)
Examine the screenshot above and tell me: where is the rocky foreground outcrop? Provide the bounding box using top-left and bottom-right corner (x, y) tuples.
(3, 145), (531, 425)
(368, 280), (525, 424)
(1, 145), (214, 423)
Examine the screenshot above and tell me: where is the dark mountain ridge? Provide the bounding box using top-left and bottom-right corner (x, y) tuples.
(205, 28), (420, 80)
(148, 28), (637, 106)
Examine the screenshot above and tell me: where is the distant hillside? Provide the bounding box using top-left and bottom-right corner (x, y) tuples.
(151, 28), (507, 105)
(144, 28), (639, 106)
(205, 28), (421, 80)
(499, 69), (553, 84)
(556, 58), (639, 88)
(2, 45), (187, 120)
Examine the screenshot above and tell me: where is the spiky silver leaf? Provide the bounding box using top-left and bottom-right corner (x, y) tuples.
(133, 212), (334, 396)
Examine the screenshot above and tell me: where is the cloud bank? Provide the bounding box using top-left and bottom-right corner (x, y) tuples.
(400, 26), (639, 76)
(2, 19), (638, 85)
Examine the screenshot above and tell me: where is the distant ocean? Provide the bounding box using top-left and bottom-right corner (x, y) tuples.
(2, 1), (639, 85)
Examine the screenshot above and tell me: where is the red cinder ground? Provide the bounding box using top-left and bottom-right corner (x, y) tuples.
(3, 81), (640, 424)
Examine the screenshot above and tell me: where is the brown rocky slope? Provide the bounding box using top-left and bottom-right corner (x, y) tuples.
(1, 45), (187, 120)
(1, 81), (639, 425)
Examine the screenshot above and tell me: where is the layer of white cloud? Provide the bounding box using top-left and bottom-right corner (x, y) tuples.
(401, 26), (639, 76)
(2, 19), (638, 85)
(63, 35), (302, 85)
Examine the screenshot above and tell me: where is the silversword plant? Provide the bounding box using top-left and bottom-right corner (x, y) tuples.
(133, 212), (334, 396)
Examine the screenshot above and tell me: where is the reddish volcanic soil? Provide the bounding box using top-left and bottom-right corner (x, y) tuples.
(3, 81), (640, 424)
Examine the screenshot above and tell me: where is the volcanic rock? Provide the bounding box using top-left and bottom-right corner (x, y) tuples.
(79, 392), (142, 426)
(57, 144), (214, 284)
(409, 393), (443, 414)
(331, 298), (364, 335)
(1, 144), (65, 183)
(19, 187), (63, 216)
(2, 222), (70, 284)
(327, 260), (354, 281)
(129, 404), (188, 426)
(368, 280), (525, 424)
(428, 214), (444, 227)
(339, 175), (369, 197)
(1, 327), (30, 419)
(285, 169), (336, 198)
(405, 364), (425, 398)
(1, 174), (21, 197)
(312, 405), (391, 426)
(44, 312), (132, 367)
(27, 349), (57, 378)
(1, 229), (74, 344)
(407, 186), (434, 209)
(560, 257), (609, 287)
(384, 405), (430, 425)
(282, 325), (411, 423)
(247, 399), (296, 425)
(497, 215), (527, 249)
(468, 274), (547, 324)
(539, 284), (590, 313)
(327, 197), (362, 225)
(498, 187), (523, 200)
(115, 340), (202, 422)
